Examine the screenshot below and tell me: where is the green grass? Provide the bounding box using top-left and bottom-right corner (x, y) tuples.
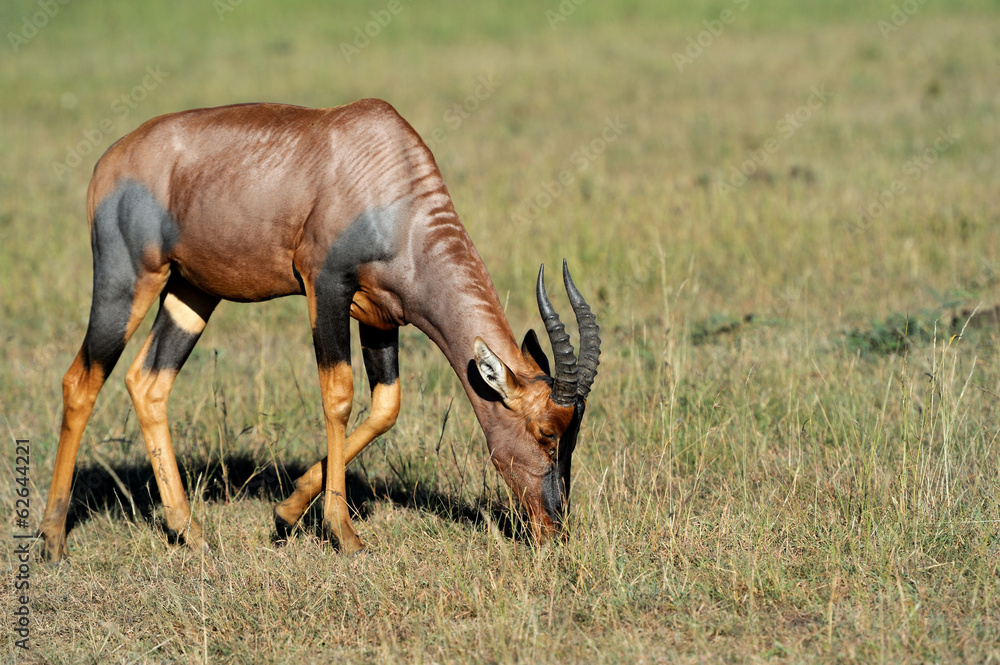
(3, 1), (1000, 663)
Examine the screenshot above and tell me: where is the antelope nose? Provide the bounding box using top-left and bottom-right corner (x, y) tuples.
(541, 464), (567, 528)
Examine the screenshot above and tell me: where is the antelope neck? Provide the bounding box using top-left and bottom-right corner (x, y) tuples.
(404, 225), (532, 436)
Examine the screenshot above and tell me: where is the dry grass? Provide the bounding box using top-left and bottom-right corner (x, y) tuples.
(2, 1), (999, 663)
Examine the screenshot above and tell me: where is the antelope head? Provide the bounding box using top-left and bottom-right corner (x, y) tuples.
(473, 260), (601, 541)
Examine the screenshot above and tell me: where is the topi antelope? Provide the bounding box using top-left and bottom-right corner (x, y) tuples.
(40, 98), (601, 560)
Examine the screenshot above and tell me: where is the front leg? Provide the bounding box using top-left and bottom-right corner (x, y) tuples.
(274, 325), (400, 537)
(307, 270), (364, 555)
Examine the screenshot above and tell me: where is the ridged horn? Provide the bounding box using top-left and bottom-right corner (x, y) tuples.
(562, 260), (601, 401)
(536, 264), (578, 407)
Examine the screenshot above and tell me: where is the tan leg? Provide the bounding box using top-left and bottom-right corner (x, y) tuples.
(345, 381), (402, 462)
(125, 277), (218, 550)
(317, 362), (364, 554)
(275, 324), (399, 536)
(40, 269), (168, 561)
(295, 275), (381, 554)
(274, 380), (400, 531)
(39, 354), (106, 560)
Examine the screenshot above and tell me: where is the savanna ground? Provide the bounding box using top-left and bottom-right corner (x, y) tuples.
(2, 1), (1000, 662)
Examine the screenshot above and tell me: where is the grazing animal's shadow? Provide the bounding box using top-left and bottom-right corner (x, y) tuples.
(63, 453), (531, 547)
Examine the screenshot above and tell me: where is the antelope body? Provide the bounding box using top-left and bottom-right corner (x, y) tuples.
(40, 98), (600, 559)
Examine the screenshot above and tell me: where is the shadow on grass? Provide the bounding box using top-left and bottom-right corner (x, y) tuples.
(63, 453), (530, 549)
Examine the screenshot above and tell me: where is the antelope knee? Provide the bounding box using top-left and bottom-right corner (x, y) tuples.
(62, 375), (92, 415)
(125, 367), (170, 414)
(319, 363), (355, 425)
(124, 365), (148, 399)
(323, 394), (353, 426)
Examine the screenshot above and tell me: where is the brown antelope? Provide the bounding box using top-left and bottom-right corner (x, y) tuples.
(40, 98), (601, 560)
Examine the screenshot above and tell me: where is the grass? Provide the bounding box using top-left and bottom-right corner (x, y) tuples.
(2, 0), (1000, 662)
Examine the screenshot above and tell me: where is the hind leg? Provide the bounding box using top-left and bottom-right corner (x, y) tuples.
(40, 266), (168, 561)
(41, 181), (182, 561)
(125, 274), (219, 550)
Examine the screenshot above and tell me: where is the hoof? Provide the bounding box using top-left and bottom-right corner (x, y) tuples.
(40, 532), (67, 565)
(342, 537), (366, 557)
(274, 510), (296, 542)
(181, 539), (212, 557)
(322, 519), (364, 556)
(43, 550), (69, 568)
(173, 521), (210, 553)
(189, 539), (213, 555)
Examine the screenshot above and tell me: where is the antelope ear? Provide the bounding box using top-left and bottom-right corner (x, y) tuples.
(474, 337), (522, 406)
(520, 329), (551, 376)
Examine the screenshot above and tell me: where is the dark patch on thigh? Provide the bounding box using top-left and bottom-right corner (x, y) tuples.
(82, 180), (179, 372)
(141, 308), (203, 373)
(92, 179), (179, 273)
(81, 296), (132, 374)
(360, 324), (399, 388)
(311, 204), (404, 369)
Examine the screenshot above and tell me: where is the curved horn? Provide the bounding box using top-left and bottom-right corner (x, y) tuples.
(536, 264), (578, 406)
(562, 260), (601, 401)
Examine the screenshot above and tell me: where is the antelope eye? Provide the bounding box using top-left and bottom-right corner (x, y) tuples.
(539, 428), (556, 441)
